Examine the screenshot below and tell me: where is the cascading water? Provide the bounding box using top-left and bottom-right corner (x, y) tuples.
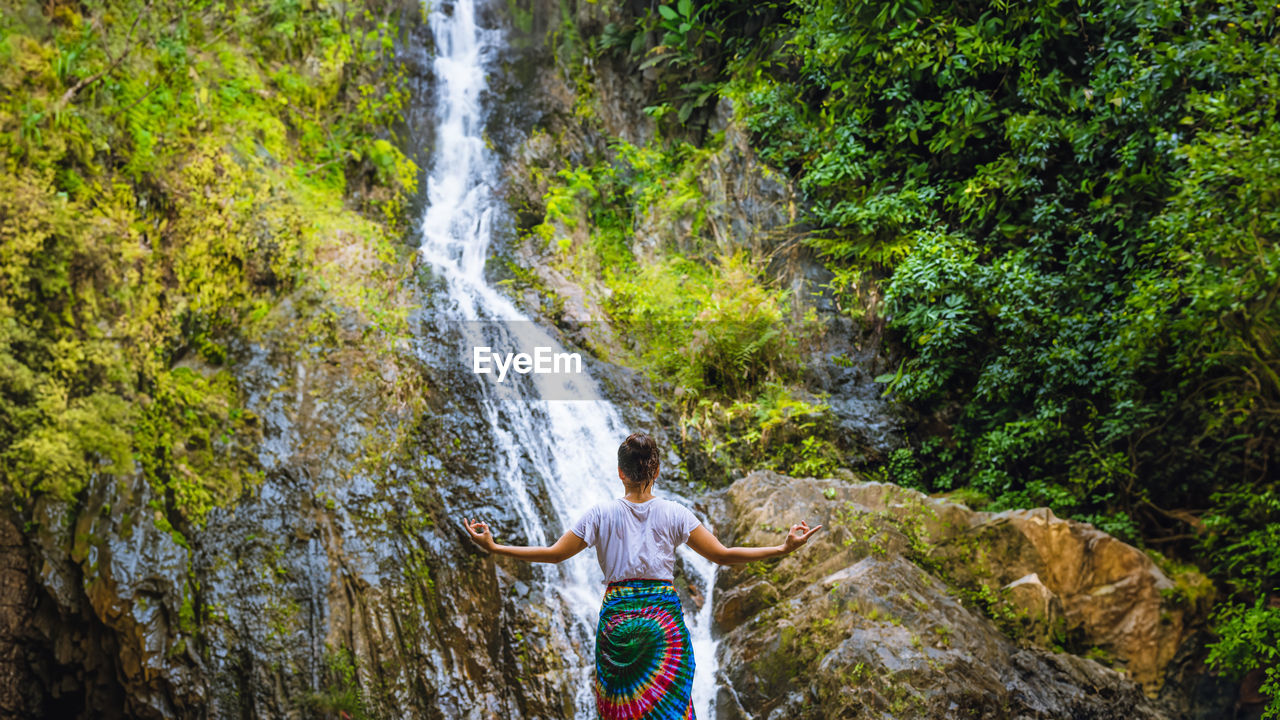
(415, 1), (719, 717)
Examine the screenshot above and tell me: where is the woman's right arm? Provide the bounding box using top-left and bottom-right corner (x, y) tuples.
(686, 521), (822, 565)
(464, 518), (587, 563)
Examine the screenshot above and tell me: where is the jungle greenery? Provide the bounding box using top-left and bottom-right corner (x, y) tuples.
(538, 0), (1278, 708)
(0, 0), (417, 535)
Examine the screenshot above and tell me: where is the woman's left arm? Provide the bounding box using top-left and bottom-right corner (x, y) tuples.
(464, 518), (587, 563)
(686, 521), (822, 565)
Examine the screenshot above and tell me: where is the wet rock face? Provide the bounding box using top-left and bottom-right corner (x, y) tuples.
(8, 288), (594, 719)
(0, 511), (39, 716)
(710, 471), (1216, 719)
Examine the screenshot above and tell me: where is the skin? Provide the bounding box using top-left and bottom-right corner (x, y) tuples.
(463, 462), (823, 567)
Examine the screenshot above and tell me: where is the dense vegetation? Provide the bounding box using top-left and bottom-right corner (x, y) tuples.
(0, 0), (416, 530)
(515, 132), (838, 478)
(536, 0), (1278, 710)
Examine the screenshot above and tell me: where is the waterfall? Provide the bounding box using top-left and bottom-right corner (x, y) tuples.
(415, 1), (720, 717)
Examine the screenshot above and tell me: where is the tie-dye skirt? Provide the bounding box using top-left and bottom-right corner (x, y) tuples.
(595, 578), (696, 720)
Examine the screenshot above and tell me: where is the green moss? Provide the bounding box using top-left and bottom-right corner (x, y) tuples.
(1147, 549), (1215, 615)
(0, 0), (417, 527)
(935, 487), (992, 512)
(302, 645), (377, 720)
(178, 588), (197, 635)
(1084, 645), (1117, 667)
(952, 581), (1028, 642)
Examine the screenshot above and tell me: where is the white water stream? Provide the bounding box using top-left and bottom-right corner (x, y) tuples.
(416, 1), (719, 717)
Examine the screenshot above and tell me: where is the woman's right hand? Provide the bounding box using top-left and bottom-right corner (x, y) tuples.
(782, 520), (823, 553)
(464, 518), (497, 552)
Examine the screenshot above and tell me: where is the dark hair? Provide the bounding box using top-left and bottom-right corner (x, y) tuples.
(618, 432), (660, 486)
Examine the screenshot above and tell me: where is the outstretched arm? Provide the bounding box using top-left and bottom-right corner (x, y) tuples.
(686, 521), (822, 566)
(463, 518), (588, 563)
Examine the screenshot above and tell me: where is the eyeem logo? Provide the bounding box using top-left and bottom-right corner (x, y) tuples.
(473, 346), (583, 383)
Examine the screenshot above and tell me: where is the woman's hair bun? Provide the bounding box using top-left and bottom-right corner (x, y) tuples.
(618, 432), (660, 486)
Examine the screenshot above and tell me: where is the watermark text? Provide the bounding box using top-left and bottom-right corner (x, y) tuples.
(473, 346), (583, 382)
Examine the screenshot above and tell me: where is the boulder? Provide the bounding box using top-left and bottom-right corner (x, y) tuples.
(710, 470), (1213, 717)
(715, 553), (1165, 719)
(932, 507), (1200, 691)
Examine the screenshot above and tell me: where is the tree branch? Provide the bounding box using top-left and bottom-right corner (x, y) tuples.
(57, 4), (150, 109)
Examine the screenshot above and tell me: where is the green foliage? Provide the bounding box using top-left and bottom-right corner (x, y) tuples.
(529, 138), (718, 272)
(598, 1), (786, 129)
(604, 250), (833, 476)
(1149, 548), (1217, 616)
(715, 382), (837, 476)
(133, 367), (258, 526)
(886, 447), (925, 491)
(955, 581), (1026, 639)
(1208, 600), (1280, 719)
(0, 0), (416, 526)
(721, 0), (1280, 552)
(604, 246), (841, 476)
(303, 645), (375, 720)
(608, 252), (801, 399)
(1202, 487), (1280, 599)
(655, 0), (717, 70)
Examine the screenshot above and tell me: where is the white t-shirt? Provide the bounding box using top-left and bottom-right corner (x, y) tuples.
(570, 497), (702, 584)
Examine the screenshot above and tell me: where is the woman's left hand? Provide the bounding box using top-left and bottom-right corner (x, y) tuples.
(782, 520), (823, 553)
(464, 518), (497, 552)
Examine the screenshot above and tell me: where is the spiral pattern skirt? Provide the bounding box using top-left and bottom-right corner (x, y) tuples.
(594, 578), (696, 720)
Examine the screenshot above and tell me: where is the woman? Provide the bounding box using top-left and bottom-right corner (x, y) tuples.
(463, 432), (822, 719)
